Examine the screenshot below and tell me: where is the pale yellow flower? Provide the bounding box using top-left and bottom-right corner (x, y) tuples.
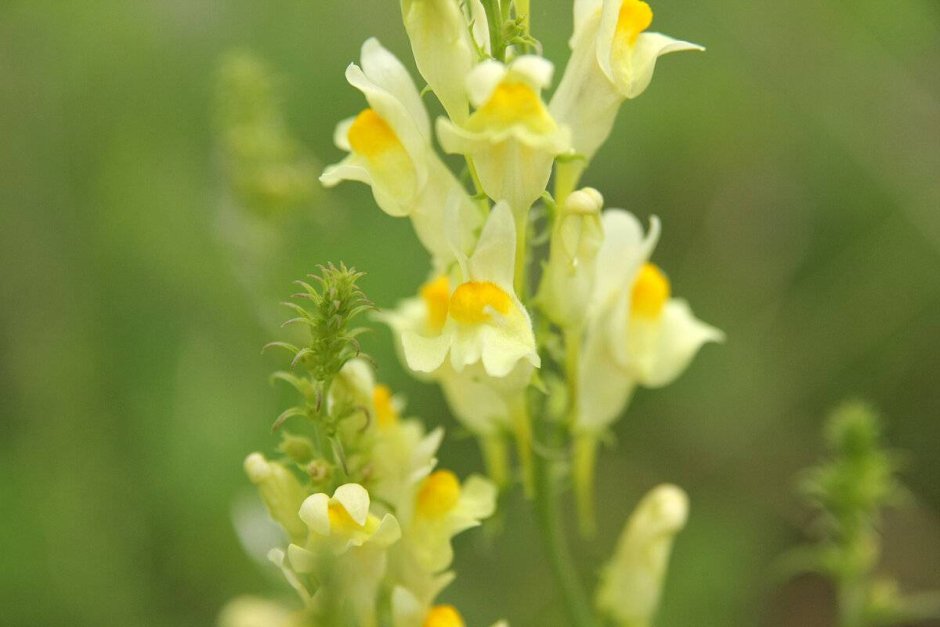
(578, 209), (723, 436)
(401, 202), (539, 378)
(321, 38), (480, 268)
(438, 57), (570, 211)
(552, 0), (703, 159)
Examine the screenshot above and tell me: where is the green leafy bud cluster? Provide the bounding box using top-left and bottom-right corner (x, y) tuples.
(215, 51), (318, 216)
(790, 401), (940, 627)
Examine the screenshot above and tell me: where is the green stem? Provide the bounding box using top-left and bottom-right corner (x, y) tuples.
(533, 416), (598, 627)
(837, 573), (867, 627)
(513, 205), (530, 298)
(511, 394), (535, 497)
(465, 156), (489, 214)
(554, 159), (586, 208)
(484, 0), (506, 61)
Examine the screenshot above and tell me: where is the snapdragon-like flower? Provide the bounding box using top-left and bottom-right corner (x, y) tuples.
(573, 209), (720, 532)
(535, 187), (605, 328)
(320, 38), (480, 268)
(400, 0), (490, 123)
(578, 208), (723, 436)
(401, 202), (540, 378)
(401, 469), (497, 574)
(438, 56), (571, 211)
(381, 278), (521, 486)
(596, 484), (689, 626)
(551, 0), (703, 159)
(287, 484), (402, 626)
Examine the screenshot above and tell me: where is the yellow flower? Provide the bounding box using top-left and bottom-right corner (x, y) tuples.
(437, 57), (570, 211)
(401, 202), (540, 378)
(401, 470), (497, 574)
(321, 38), (480, 269)
(577, 209), (723, 436)
(551, 0), (703, 159)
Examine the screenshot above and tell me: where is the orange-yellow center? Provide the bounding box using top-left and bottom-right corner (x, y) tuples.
(468, 81), (555, 134)
(420, 275), (451, 333)
(372, 384), (398, 428)
(416, 470), (461, 519)
(327, 502), (365, 533)
(449, 281), (513, 325)
(347, 108), (403, 157)
(617, 0), (653, 46)
(631, 262), (670, 319)
(423, 605), (465, 627)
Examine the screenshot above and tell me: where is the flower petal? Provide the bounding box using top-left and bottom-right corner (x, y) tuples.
(333, 483), (371, 526)
(298, 492), (330, 536)
(469, 201), (516, 288)
(638, 298), (723, 387)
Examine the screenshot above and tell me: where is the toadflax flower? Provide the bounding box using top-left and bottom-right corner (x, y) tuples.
(573, 209), (721, 529)
(578, 208), (723, 434)
(437, 56), (571, 212)
(320, 38), (480, 269)
(551, 0), (703, 160)
(391, 469), (497, 604)
(285, 484), (401, 626)
(400, 201), (540, 378)
(380, 275), (524, 487)
(400, 0), (490, 123)
(596, 484), (689, 626)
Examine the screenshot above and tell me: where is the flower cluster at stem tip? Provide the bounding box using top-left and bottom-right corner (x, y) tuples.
(222, 2), (723, 626)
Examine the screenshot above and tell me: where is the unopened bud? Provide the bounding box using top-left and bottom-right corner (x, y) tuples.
(596, 484), (689, 626)
(244, 453), (308, 543)
(535, 187), (604, 327)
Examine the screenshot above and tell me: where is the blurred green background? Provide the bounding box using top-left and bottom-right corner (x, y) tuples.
(1, 1), (938, 625)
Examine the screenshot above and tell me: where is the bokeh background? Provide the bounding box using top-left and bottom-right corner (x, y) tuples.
(1, 1), (938, 625)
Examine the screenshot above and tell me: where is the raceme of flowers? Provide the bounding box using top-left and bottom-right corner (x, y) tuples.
(222, 1), (721, 626)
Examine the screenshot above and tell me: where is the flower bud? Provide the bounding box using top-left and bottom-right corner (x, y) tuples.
(401, 0), (487, 123)
(596, 484), (689, 626)
(244, 452), (308, 543)
(536, 187), (604, 328)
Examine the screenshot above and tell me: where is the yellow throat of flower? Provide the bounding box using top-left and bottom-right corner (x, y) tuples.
(423, 605), (466, 627)
(327, 501), (365, 533)
(617, 0), (653, 46)
(348, 108), (404, 158)
(468, 81), (556, 135)
(417, 470), (461, 518)
(631, 262), (670, 319)
(420, 275), (451, 333)
(372, 384), (399, 428)
(449, 281), (513, 325)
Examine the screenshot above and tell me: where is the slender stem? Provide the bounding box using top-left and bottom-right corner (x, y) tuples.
(564, 325), (582, 428)
(554, 159), (586, 208)
(484, 0), (506, 61)
(511, 394), (534, 497)
(465, 156), (490, 214)
(533, 415), (598, 627)
(837, 575), (866, 627)
(513, 206), (529, 298)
